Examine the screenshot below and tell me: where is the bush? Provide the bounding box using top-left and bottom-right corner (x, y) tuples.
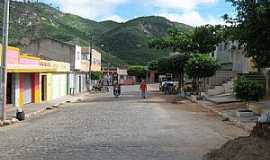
(91, 71), (102, 80)
(234, 76), (264, 102)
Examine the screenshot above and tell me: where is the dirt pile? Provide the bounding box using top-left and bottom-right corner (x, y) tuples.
(251, 123), (270, 140)
(204, 124), (270, 160)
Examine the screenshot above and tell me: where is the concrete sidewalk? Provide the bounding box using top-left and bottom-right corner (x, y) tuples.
(197, 100), (257, 132)
(6, 93), (89, 120)
(249, 100), (270, 114)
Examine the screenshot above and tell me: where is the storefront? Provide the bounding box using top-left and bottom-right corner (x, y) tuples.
(40, 60), (70, 100)
(4, 46), (70, 108)
(68, 72), (87, 95)
(51, 73), (68, 99)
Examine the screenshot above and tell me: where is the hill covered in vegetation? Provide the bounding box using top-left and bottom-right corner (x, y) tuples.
(0, 0), (193, 66)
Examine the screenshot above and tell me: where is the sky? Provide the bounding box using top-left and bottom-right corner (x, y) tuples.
(38, 0), (235, 26)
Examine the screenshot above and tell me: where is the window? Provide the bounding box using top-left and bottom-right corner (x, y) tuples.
(81, 54), (88, 60)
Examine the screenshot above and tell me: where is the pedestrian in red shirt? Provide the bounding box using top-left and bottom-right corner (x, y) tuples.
(140, 80), (147, 99)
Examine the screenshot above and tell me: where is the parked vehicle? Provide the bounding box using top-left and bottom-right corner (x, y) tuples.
(164, 82), (176, 95)
(160, 81), (177, 91)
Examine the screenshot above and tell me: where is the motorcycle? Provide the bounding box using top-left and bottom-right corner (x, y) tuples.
(113, 86), (121, 98)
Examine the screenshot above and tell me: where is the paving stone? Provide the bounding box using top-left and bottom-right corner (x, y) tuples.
(0, 86), (247, 160)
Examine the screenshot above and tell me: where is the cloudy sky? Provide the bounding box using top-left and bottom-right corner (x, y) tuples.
(38, 0), (234, 26)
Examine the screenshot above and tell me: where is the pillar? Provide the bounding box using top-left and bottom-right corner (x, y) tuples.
(31, 73), (41, 103)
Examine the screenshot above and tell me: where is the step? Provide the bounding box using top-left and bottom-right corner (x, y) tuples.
(207, 86), (225, 96)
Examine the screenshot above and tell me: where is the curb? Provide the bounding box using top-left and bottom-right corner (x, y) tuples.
(0, 97), (82, 128)
(197, 100), (254, 132)
(184, 95), (254, 132)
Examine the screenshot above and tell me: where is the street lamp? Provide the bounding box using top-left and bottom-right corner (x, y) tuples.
(1, 0), (10, 121)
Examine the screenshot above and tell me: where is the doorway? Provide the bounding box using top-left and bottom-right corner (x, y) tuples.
(6, 73), (13, 104)
(41, 75), (47, 101)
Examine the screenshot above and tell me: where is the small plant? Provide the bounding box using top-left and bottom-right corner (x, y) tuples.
(234, 76), (264, 102)
(91, 71), (102, 80)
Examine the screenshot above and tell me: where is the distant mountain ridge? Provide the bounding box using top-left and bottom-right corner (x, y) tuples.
(0, 0), (193, 65)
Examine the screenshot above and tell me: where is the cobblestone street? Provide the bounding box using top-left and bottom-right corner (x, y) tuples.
(0, 87), (247, 160)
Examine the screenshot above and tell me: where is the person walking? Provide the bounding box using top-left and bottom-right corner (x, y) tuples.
(140, 80), (147, 99)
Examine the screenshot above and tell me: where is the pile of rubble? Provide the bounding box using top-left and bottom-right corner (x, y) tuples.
(203, 123), (270, 160)
(0, 118), (19, 127)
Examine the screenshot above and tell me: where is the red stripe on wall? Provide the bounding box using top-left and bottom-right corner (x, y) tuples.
(31, 73), (35, 101)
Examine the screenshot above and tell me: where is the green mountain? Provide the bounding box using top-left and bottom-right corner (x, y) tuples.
(0, 0), (193, 66)
(97, 16), (193, 64)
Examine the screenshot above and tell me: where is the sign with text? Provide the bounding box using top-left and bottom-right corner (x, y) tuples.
(40, 60), (70, 72)
(74, 45), (82, 70)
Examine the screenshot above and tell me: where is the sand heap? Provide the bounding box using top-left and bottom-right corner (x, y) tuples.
(203, 123), (270, 160)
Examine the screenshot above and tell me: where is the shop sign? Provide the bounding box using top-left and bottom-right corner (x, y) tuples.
(40, 60), (70, 72)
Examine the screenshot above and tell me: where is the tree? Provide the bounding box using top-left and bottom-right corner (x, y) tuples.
(148, 60), (158, 71)
(192, 25), (226, 54)
(156, 54), (189, 92)
(127, 66), (147, 81)
(185, 54), (220, 94)
(149, 28), (194, 53)
(148, 26), (224, 93)
(157, 57), (172, 74)
(169, 54), (190, 92)
(225, 0), (270, 71)
(149, 26), (225, 54)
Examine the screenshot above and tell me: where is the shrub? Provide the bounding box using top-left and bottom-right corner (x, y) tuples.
(91, 71), (102, 80)
(234, 76), (264, 102)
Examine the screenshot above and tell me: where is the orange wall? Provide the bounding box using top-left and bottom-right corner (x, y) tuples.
(19, 73), (25, 107)
(31, 73), (41, 103)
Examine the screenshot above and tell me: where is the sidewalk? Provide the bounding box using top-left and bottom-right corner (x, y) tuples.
(197, 100), (257, 132)
(249, 100), (270, 114)
(6, 93), (90, 120)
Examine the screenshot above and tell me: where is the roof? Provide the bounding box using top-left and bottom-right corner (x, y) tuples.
(30, 37), (78, 48)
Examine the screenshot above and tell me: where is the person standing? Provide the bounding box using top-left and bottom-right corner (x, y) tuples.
(140, 80), (147, 99)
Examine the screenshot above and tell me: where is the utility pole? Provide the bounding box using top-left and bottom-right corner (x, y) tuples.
(1, 0), (10, 121)
(107, 63), (110, 77)
(88, 35), (93, 92)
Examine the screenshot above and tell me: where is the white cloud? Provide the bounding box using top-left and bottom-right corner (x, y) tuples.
(55, 0), (223, 25)
(159, 11), (225, 26)
(101, 15), (127, 23)
(143, 0), (217, 11)
(58, 0), (127, 20)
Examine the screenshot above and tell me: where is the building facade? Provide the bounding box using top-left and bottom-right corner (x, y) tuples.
(2, 46), (70, 108)
(214, 41), (255, 73)
(23, 38), (93, 95)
